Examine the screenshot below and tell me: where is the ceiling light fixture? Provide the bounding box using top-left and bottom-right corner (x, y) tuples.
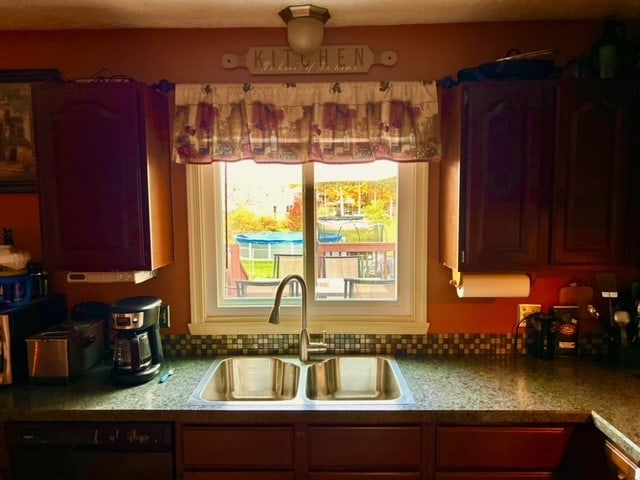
(278, 4), (331, 56)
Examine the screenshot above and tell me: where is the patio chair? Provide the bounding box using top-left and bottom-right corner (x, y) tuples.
(273, 253), (304, 278)
(273, 254), (304, 295)
(343, 277), (396, 299)
(321, 255), (361, 279)
(237, 279), (296, 297)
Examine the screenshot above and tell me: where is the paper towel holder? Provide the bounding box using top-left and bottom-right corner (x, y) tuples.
(449, 270), (536, 288)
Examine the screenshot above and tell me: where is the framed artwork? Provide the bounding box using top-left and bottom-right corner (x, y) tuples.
(0, 69), (61, 194)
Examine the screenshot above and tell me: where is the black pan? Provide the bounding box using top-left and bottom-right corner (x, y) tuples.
(459, 49), (559, 81)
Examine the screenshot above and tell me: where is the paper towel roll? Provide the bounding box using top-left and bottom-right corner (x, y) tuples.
(456, 273), (530, 298)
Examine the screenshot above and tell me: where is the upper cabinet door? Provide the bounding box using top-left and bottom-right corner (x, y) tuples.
(33, 83), (174, 272)
(551, 80), (632, 266)
(440, 82), (554, 272)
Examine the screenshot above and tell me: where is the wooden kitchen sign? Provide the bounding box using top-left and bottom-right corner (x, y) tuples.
(221, 45), (397, 75)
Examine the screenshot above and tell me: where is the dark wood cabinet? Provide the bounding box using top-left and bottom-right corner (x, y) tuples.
(439, 81), (554, 272)
(435, 425), (573, 479)
(308, 425), (423, 476)
(439, 79), (635, 273)
(177, 421), (607, 480)
(183, 474), (294, 480)
(181, 425), (295, 479)
(604, 439), (640, 480)
(180, 424), (424, 479)
(32, 82), (174, 272)
(311, 475), (421, 479)
(434, 474), (554, 479)
(0, 421), (7, 480)
(551, 80), (632, 266)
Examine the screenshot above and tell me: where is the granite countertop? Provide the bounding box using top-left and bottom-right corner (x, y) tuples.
(1, 354), (640, 463)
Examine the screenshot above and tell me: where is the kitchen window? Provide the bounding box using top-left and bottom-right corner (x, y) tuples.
(175, 81), (439, 335)
(186, 160), (428, 335)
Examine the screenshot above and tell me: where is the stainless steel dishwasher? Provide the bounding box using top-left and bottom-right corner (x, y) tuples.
(6, 421), (174, 480)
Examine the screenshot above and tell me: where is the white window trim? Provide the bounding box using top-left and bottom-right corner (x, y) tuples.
(186, 162), (429, 336)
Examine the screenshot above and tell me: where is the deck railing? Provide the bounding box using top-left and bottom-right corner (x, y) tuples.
(227, 241), (396, 296)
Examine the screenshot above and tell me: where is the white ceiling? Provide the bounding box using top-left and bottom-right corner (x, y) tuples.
(2, 0), (639, 30)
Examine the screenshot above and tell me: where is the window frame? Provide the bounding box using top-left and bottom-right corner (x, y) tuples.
(186, 161), (429, 335)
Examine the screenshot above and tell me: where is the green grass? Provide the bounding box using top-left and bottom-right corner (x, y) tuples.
(242, 259), (275, 279)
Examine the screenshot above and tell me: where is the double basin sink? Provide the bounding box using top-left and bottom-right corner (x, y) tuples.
(188, 355), (413, 407)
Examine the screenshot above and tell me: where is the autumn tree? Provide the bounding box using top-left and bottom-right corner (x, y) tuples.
(286, 192), (303, 231)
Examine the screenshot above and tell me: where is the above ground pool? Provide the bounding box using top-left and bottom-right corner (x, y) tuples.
(235, 232), (343, 245)
(235, 232), (343, 261)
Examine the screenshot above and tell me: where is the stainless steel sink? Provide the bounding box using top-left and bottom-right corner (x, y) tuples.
(305, 356), (403, 401)
(188, 355), (413, 407)
(193, 356), (300, 402)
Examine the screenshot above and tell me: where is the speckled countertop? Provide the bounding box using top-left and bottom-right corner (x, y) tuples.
(1, 355), (640, 463)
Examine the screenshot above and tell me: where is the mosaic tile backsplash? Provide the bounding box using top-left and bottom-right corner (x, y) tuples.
(162, 332), (605, 357)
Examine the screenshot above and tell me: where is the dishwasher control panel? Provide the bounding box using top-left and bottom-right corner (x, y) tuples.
(9, 421), (173, 451)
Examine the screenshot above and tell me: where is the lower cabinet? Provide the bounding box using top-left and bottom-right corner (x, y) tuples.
(181, 425), (295, 479)
(183, 474), (293, 480)
(0, 422), (7, 480)
(180, 424), (424, 479)
(310, 475), (422, 479)
(434, 426), (574, 480)
(604, 440), (640, 480)
(308, 425), (424, 478)
(434, 475), (553, 479)
(179, 422), (625, 480)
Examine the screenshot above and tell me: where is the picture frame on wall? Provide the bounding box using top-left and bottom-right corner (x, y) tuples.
(0, 69), (61, 194)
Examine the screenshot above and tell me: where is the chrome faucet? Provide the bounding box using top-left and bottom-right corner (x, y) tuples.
(268, 273), (328, 362)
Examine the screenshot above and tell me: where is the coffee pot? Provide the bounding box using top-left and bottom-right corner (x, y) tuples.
(526, 312), (557, 360)
(110, 296), (164, 385)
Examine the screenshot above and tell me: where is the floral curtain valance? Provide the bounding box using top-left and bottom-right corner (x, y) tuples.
(173, 81), (440, 165)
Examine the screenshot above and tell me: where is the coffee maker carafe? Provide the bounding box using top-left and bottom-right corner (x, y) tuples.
(110, 296), (164, 385)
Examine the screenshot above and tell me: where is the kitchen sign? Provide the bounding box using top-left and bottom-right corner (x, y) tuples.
(222, 45), (397, 75)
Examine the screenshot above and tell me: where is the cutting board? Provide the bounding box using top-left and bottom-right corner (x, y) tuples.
(558, 283), (594, 320)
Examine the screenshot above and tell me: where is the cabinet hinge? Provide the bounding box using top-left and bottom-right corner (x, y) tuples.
(460, 250), (465, 264)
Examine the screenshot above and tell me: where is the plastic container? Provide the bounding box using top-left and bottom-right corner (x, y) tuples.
(0, 274), (33, 312)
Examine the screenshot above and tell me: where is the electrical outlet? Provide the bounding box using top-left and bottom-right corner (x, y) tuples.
(518, 303), (542, 328)
(159, 304), (170, 328)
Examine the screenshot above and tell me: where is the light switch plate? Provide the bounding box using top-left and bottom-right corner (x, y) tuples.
(159, 304), (170, 328)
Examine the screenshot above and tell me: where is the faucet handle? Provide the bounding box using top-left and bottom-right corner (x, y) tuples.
(309, 330), (328, 352)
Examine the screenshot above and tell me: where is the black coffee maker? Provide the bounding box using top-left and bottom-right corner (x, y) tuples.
(526, 312), (557, 360)
(110, 296), (164, 385)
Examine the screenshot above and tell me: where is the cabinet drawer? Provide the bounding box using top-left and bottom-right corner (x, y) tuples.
(311, 474), (421, 479)
(435, 474), (554, 479)
(184, 473), (295, 480)
(182, 426), (294, 468)
(308, 426), (422, 469)
(605, 440), (640, 480)
(436, 426), (571, 470)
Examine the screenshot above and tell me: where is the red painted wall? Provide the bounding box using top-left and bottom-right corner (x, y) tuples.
(0, 21), (636, 334)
